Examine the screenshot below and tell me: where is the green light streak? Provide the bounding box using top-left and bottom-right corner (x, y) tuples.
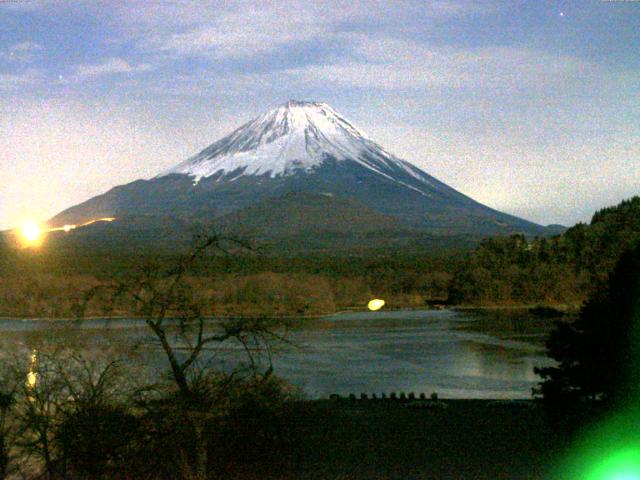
(586, 447), (640, 480)
(555, 414), (640, 480)
(554, 292), (640, 480)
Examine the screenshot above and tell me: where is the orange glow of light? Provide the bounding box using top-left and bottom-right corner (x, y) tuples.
(19, 221), (44, 247)
(43, 217), (116, 234)
(49, 224), (76, 233)
(79, 217), (115, 227)
(16, 217), (117, 249)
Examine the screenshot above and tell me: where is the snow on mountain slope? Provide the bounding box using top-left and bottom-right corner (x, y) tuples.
(50, 99), (549, 240)
(161, 100), (433, 194)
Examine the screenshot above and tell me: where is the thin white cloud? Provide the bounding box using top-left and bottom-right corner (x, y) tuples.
(156, 20), (322, 59)
(133, 29), (603, 99)
(275, 35), (599, 93)
(121, 30), (602, 101)
(0, 41), (43, 63)
(116, 0), (493, 32)
(72, 57), (152, 79)
(0, 68), (43, 89)
(131, 1), (496, 61)
(9, 41), (42, 52)
(139, 3), (348, 60)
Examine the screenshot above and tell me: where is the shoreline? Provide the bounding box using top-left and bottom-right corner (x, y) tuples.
(0, 303), (575, 322)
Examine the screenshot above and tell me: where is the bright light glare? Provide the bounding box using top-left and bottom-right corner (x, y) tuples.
(586, 448), (640, 480)
(21, 221), (42, 243)
(26, 371), (37, 388)
(27, 350), (37, 389)
(18, 217), (116, 243)
(368, 299), (385, 311)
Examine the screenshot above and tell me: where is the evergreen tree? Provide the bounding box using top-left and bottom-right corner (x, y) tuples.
(535, 242), (640, 420)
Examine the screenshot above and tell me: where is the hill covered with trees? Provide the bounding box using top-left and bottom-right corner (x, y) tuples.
(448, 197), (640, 306)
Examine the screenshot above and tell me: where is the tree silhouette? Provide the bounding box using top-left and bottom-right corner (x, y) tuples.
(76, 233), (289, 479)
(535, 242), (640, 421)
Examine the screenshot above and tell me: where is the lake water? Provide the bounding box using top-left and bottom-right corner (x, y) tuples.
(0, 308), (556, 399)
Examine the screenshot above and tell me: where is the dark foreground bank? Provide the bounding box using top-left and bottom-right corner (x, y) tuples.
(222, 399), (564, 480)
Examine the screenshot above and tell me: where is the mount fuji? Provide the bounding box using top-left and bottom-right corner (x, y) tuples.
(50, 100), (556, 251)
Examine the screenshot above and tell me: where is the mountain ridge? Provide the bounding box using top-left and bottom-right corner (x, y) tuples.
(49, 100), (557, 248)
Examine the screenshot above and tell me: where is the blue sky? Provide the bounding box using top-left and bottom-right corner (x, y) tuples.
(1, 0), (638, 229)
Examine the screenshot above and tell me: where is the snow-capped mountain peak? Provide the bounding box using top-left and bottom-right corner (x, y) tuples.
(51, 100), (547, 239)
(161, 100), (412, 184)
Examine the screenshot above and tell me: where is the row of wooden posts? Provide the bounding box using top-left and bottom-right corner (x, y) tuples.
(330, 392), (439, 401)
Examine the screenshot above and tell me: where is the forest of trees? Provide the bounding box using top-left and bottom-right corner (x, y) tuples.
(0, 248), (457, 317)
(532, 241), (640, 440)
(448, 196), (640, 306)
(1, 197), (639, 317)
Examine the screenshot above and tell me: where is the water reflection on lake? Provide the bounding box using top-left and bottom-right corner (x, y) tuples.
(0, 309), (556, 399)
(274, 309), (554, 399)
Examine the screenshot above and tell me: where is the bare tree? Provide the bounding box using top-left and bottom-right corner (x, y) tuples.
(0, 347), (139, 480)
(13, 351), (65, 480)
(77, 233), (290, 478)
(0, 369), (18, 480)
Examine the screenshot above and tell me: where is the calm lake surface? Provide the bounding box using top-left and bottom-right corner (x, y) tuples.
(0, 309), (556, 399)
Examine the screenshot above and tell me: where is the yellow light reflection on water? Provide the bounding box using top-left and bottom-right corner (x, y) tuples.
(368, 299), (385, 311)
(26, 349), (37, 389)
(26, 371), (37, 388)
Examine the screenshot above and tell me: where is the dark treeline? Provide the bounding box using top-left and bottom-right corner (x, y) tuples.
(1, 196), (639, 317)
(0, 241), (461, 317)
(448, 196), (640, 306)
(535, 242), (640, 428)
(0, 241), (462, 280)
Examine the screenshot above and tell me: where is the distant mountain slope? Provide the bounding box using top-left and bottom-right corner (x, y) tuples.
(50, 100), (555, 247)
(215, 191), (403, 237)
